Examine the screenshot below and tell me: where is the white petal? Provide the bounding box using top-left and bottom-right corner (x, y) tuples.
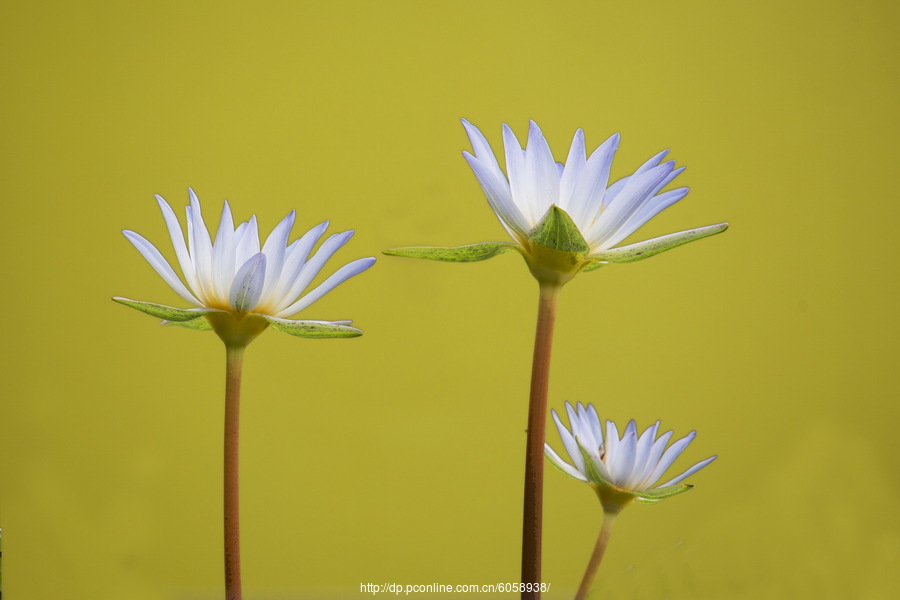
(186, 189), (214, 301)
(275, 256), (375, 317)
(270, 221), (329, 307)
(123, 230), (201, 306)
(523, 120), (560, 224)
(544, 443), (588, 482)
(461, 119), (501, 169)
(586, 404), (604, 447)
(212, 200), (236, 302)
(502, 124), (531, 225)
(155, 195), (200, 295)
(274, 230), (353, 314)
(646, 431), (697, 486)
(631, 421), (660, 486)
(586, 162), (675, 249)
(599, 187), (689, 249)
(234, 216), (261, 266)
(634, 430), (674, 488)
(566, 133), (619, 231)
(258, 210), (296, 304)
(229, 253), (267, 312)
(551, 408), (585, 473)
(615, 422), (638, 487)
(463, 152), (528, 239)
(656, 455), (717, 488)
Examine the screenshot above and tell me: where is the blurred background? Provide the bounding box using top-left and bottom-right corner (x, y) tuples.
(1, 0), (898, 598)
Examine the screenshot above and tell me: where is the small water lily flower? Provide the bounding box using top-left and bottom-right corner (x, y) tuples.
(114, 189), (375, 346)
(546, 402), (716, 513)
(385, 120), (727, 286)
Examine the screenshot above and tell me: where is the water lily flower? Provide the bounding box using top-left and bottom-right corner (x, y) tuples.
(385, 120), (727, 286)
(114, 189), (375, 345)
(546, 402), (716, 512)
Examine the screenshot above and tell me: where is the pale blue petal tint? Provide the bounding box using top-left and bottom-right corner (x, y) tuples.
(544, 401), (715, 497)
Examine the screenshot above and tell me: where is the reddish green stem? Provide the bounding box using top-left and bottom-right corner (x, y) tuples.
(224, 344), (246, 600)
(521, 282), (561, 599)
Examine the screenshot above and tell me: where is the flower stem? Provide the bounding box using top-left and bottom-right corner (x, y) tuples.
(574, 511), (618, 600)
(521, 282), (561, 599)
(224, 344), (246, 600)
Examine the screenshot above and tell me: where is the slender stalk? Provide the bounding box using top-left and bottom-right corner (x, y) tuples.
(224, 344), (246, 600)
(521, 282), (561, 599)
(574, 511), (618, 600)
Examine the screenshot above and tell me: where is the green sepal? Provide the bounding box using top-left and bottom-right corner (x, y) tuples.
(260, 315), (363, 338)
(634, 484), (693, 504)
(162, 317), (213, 331)
(590, 222), (729, 264)
(577, 441), (612, 487)
(382, 242), (520, 262)
(582, 259), (608, 272)
(529, 205), (590, 254)
(112, 297), (211, 322)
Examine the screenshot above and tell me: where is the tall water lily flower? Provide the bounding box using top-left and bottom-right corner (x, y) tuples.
(384, 120), (727, 599)
(546, 402), (716, 600)
(115, 189), (374, 600)
(385, 119), (727, 285)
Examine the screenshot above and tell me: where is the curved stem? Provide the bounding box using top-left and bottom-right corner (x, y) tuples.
(521, 282), (561, 600)
(574, 511), (618, 600)
(224, 344), (246, 600)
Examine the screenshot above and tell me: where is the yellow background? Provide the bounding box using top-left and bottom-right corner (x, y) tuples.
(2, 0), (898, 598)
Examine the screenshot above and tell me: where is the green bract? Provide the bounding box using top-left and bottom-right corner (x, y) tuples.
(113, 296), (362, 339)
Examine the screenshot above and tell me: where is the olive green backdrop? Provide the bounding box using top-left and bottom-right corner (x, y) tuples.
(2, 0), (898, 598)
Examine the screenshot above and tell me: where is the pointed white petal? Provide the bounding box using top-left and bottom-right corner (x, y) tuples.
(229, 253), (267, 312)
(123, 230), (201, 306)
(275, 256), (375, 317)
(646, 431), (697, 486)
(559, 129), (586, 214)
(463, 152), (528, 239)
(274, 230), (354, 314)
(586, 162), (675, 249)
(523, 120), (560, 223)
(615, 425), (638, 487)
(656, 455), (717, 488)
(551, 408), (585, 473)
(270, 221), (329, 306)
(544, 443), (589, 482)
(599, 187), (689, 249)
(567, 133), (619, 231)
(258, 210), (296, 303)
(155, 195), (200, 295)
(234, 215), (261, 266)
(502, 124), (531, 225)
(186, 189), (214, 301)
(212, 200), (236, 302)
(461, 119), (501, 170)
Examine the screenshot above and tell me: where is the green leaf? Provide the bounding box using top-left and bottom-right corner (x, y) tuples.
(634, 484), (693, 504)
(112, 297), (211, 322)
(261, 315), (363, 338)
(591, 222), (729, 264)
(382, 242), (520, 262)
(529, 205), (590, 254)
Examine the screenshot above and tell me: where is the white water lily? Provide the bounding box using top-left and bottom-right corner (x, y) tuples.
(545, 402), (716, 510)
(384, 120), (727, 285)
(114, 189), (375, 342)
(462, 119), (727, 268)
